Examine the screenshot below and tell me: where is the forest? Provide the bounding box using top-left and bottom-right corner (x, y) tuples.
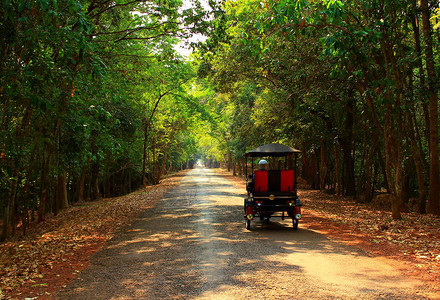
(1, 0), (439, 242)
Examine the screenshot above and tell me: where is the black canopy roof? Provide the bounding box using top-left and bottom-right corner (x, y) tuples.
(244, 143), (301, 157)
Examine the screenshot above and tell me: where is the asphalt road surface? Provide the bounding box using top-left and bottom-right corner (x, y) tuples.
(57, 168), (432, 299)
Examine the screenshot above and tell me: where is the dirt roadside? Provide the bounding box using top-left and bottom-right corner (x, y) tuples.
(56, 167), (439, 299)
(218, 168), (440, 295)
(1, 168), (440, 299)
(1, 171), (189, 299)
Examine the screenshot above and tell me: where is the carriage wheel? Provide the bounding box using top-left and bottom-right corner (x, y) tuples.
(292, 218), (298, 230)
(245, 219), (251, 230)
(243, 199), (249, 220)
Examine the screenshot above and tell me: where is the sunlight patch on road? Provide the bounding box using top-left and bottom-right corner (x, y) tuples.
(283, 251), (424, 292)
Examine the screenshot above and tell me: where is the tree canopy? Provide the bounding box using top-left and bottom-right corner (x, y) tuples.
(194, 0), (440, 220)
(1, 0), (440, 241)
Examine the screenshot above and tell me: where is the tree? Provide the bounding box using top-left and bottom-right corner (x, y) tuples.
(420, 0), (439, 215)
(195, 0), (439, 219)
(0, 0), (214, 240)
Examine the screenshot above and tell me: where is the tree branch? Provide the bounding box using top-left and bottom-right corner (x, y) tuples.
(89, 1), (145, 18)
(263, 22), (354, 41)
(91, 22), (180, 36)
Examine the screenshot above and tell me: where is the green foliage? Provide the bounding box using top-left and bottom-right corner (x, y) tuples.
(2, 0), (439, 239)
(0, 0), (218, 239)
(193, 0), (439, 216)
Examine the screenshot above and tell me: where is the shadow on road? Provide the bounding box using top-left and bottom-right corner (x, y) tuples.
(57, 168), (430, 299)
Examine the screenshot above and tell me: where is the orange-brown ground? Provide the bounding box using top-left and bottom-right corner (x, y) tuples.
(0, 171), (188, 299)
(219, 169), (440, 293)
(1, 168), (439, 299)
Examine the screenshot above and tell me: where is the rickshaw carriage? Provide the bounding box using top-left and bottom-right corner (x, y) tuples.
(244, 143), (302, 230)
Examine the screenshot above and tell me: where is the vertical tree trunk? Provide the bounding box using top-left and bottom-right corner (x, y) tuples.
(1, 174), (18, 241)
(410, 1), (431, 144)
(128, 173), (132, 193)
(382, 38), (408, 220)
(142, 124), (149, 188)
(38, 153), (50, 222)
(78, 165), (87, 202)
(319, 139), (327, 190)
(406, 109), (427, 213)
(90, 163), (100, 200)
(156, 152), (168, 184)
(56, 173), (69, 214)
(362, 147), (374, 203)
(301, 144), (317, 187)
(341, 143), (356, 196)
(334, 144), (341, 195)
(311, 152), (319, 189)
(383, 108), (403, 220)
(92, 177), (100, 200)
(392, 163), (405, 220)
(420, 0), (440, 215)
(341, 97), (356, 196)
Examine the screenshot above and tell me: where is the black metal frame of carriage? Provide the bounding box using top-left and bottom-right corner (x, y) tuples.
(243, 143), (302, 230)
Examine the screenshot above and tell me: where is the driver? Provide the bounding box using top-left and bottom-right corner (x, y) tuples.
(258, 159), (268, 170)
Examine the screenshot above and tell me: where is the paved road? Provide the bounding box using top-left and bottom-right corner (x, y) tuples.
(57, 168), (432, 299)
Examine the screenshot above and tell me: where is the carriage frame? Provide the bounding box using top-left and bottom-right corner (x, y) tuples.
(243, 143), (302, 230)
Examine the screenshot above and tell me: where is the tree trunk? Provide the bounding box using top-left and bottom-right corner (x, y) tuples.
(341, 143), (355, 196)
(392, 164), (404, 220)
(383, 109), (403, 220)
(362, 147), (374, 203)
(382, 38), (407, 220)
(301, 144), (317, 187)
(56, 173), (69, 214)
(311, 152), (319, 189)
(420, 0), (440, 215)
(155, 152), (168, 184)
(1, 174), (18, 241)
(406, 110), (427, 213)
(320, 139), (327, 190)
(78, 165), (87, 202)
(410, 1), (430, 145)
(334, 144), (341, 195)
(341, 98), (356, 196)
(128, 173), (132, 193)
(38, 153), (50, 222)
(90, 163), (100, 200)
(142, 124), (149, 188)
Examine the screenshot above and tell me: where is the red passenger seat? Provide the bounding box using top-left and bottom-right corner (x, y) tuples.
(280, 170), (295, 192)
(253, 170), (268, 192)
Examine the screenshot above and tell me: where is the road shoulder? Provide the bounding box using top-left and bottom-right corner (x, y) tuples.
(214, 167), (440, 297)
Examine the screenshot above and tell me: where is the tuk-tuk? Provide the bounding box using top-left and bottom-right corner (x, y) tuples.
(244, 143), (302, 230)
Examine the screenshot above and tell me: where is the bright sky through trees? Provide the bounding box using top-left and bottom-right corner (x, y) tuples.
(175, 0), (210, 57)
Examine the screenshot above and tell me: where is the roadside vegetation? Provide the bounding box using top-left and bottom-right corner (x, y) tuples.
(196, 0), (440, 221)
(0, 172), (186, 298)
(0, 0), (221, 241)
(1, 0), (440, 293)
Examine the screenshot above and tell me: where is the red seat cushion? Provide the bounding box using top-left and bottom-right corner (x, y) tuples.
(254, 170), (268, 192)
(280, 170), (295, 192)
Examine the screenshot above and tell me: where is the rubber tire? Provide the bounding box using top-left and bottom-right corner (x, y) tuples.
(292, 219), (298, 230)
(245, 219), (251, 230)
